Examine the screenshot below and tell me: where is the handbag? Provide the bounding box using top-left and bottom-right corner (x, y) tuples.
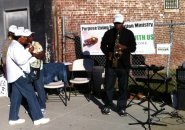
(30, 66), (40, 80)
(30, 59), (41, 81)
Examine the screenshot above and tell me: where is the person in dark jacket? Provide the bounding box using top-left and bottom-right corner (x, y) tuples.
(100, 13), (136, 116)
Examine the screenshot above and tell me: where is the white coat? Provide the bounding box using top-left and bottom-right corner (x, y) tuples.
(6, 40), (36, 83)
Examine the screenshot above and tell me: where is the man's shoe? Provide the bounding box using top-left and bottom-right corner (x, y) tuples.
(9, 119), (25, 125)
(34, 118), (50, 125)
(102, 107), (111, 115)
(118, 109), (128, 117)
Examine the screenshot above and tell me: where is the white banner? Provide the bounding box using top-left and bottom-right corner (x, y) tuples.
(80, 20), (155, 55)
(125, 20), (155, 54)
(157, 44), (171, 54)
(80, 24), (113, 55)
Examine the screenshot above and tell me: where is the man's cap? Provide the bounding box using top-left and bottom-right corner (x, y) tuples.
(113, 13), (124, 23)
(18, 27), (24, 31)
(24, 29), (34, 37)
(15, 28), (34, 37)
(8, 25), (17, 33)
(14, 28), (25, 36)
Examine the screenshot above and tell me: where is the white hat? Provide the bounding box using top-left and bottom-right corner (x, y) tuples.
(18, 27), (24, 31)
(24, 29), (34, 36)
(8, 25), (17, 33)
(14, 28), (25, 36)
(24, 29), (34, 37)
(14, 28), (34, 37)
(114, 13), (124, 23)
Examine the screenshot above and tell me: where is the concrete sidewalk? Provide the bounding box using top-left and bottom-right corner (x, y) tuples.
(0, 95), (185, 130)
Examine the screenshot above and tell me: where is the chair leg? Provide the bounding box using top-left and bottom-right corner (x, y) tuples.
(68, 84), (72, 101)
(64, 82), (70, 101)
(58, 93), (67, 106)
(68, 83), (92, 102)
(87, 83), (91, 102)
(70, 84), (78, 96)
(64, 86), (68, 106)
(73, 86), (77, 96)
(61, 86), (67, 106)
(46, 87), (68, 106)
(58, 87), (68, 106)
(45, 92), (49, 100)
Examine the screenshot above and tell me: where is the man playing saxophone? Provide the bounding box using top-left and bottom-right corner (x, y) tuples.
(100, 13), (136, 116)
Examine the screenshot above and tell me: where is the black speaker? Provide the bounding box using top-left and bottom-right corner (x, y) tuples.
(177, 88), (185, 110)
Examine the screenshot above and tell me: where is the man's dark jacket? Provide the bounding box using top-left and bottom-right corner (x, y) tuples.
(100, 27), (136, 69)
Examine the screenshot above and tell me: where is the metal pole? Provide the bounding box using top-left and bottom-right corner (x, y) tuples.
(62, 16), (66, 62)
(166, 20), (174, 77)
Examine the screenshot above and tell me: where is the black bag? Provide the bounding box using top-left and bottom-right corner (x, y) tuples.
(30, 67), (40, 80)
(24, 67), (40, 83)
(29, 59), (41, 81)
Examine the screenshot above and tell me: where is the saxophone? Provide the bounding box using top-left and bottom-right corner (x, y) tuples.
(112, 31), (122, 68)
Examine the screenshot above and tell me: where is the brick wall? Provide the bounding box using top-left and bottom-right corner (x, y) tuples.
(53, 0), (185, 70)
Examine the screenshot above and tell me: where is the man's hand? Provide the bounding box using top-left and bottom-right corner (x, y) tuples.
(116, 44), (127, 50)
(28, 45), (34, 53)
(32, 51), (45, 60)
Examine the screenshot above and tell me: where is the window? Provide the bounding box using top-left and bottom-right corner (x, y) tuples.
(164, 0), (179, 9)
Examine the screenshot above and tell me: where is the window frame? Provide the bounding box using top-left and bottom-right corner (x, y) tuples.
(164, 0), (179, 12)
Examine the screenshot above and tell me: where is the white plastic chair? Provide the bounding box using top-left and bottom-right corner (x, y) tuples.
(44, 80), (68, 106)
(69, 58), (94, 101)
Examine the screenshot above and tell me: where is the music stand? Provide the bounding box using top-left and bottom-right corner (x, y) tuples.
(128, 65), (166, 130)
(133, 65), (168, 116)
